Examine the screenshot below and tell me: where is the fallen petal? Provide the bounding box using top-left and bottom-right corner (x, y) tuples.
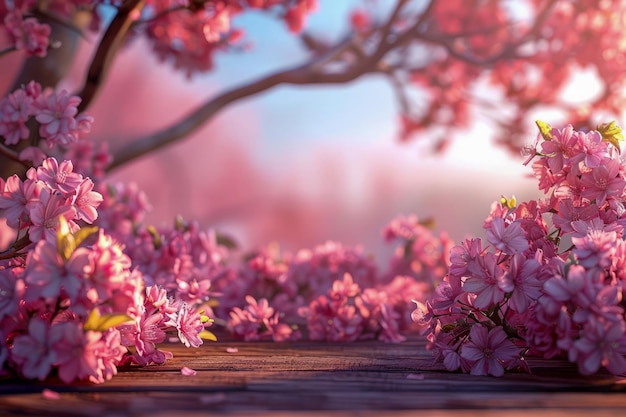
(181, 366), (197, 376)
(42, 389), (61, 400)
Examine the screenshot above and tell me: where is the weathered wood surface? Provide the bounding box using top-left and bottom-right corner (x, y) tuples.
(1, 336), (626, 416)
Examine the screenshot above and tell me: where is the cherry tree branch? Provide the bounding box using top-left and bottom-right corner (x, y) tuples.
(417, 0), (559, 66)
(76, 0), (145, 113)
(107, 36), (377, 171)
(0, 46), (16, 57)
(0, 234), (31, 261)
(108, 2), (427, 173)
(0, 143), (22, 164)
(107, 0), (561, 171)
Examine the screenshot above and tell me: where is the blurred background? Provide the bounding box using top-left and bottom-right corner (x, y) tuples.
(75, 0), (543, 258)
(3, 1), (547, 259)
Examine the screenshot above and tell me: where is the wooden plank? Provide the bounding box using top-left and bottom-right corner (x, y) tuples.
(0, 337), (625, 416)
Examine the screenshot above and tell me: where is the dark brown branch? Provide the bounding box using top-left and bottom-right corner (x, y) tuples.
(0, 234), (31, 261)
(376, 0), (410, 51)
(76, 0), (145, 113)
(0, 143), (22, 164)
(0, 46), (16, 57)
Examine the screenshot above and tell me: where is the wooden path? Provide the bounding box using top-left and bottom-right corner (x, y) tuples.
(1, 336), (626, 416)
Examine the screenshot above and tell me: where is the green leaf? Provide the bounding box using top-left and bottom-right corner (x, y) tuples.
(535, 120), (553, 141)
(84, 309), (133, 332)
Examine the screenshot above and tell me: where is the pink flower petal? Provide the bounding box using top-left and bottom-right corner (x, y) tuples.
(42, 389), (60, 400)
(226, 347), (239, 353)
(181, 366), (197, 376)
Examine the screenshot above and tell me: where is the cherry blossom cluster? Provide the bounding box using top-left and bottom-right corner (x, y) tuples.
(0, 82), (93, 159)
(414, 121), (626, 376)
(123, 217), (229, 307)
(60, 162), (446, 346)
(1, 0), (317, 78)
(211, 235), (447, 342)
(399, 1), (626, 153)
(0, 157), (102, 243)
(0, 0), (100, 58)
(141, 0), (318, 76)
(0, 157), (211, 383)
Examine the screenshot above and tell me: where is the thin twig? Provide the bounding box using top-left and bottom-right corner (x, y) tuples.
(0, 46), (16, 57)
(416, 0), (559, 66)
(375, 0), (410, 52)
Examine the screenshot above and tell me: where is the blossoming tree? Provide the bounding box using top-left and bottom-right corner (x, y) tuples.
(2, 0), (626, 383)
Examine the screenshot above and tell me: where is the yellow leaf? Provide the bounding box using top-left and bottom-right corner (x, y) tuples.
(535, 120), (553, 141)
(72, 226), (98, 248)
(597, 121), (624, 151)
(147, 225), (162, 249)
(198, 329), (218, 342)
(56, 217), (76, 260)
(84, 309), (134, 332)
(500, 195), (517, 209)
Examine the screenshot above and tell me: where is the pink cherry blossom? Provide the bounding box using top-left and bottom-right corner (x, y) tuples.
(97, 328), (127, 383)
(134, 312), (167, 361)
(573, 317), (626, 376)
(552, 199), (599, 235)
(540, 124), (578, 174)
(462, 252), (505, 309)
(11, 318), (58, 381)
(27, 188), (77, 243)
(498, 253), (542, 313)
(35, 90), (85, 147)
(578, 130), (609, 169)
(51, 322), (103, 384)
(572, 230), (617, 269)
(485, 218), (529, 255)
(85, 230), (132, 300)
(0, 88), (34, 145)
(72, 178), (103, 223)
(460, 325), (520, 377)
(0, 174), (42, 228)
(171, 302), (204, 348)
(580, 159), (626, 206)
(36, 158), (83, 195)
(24, 240), (89, 303)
